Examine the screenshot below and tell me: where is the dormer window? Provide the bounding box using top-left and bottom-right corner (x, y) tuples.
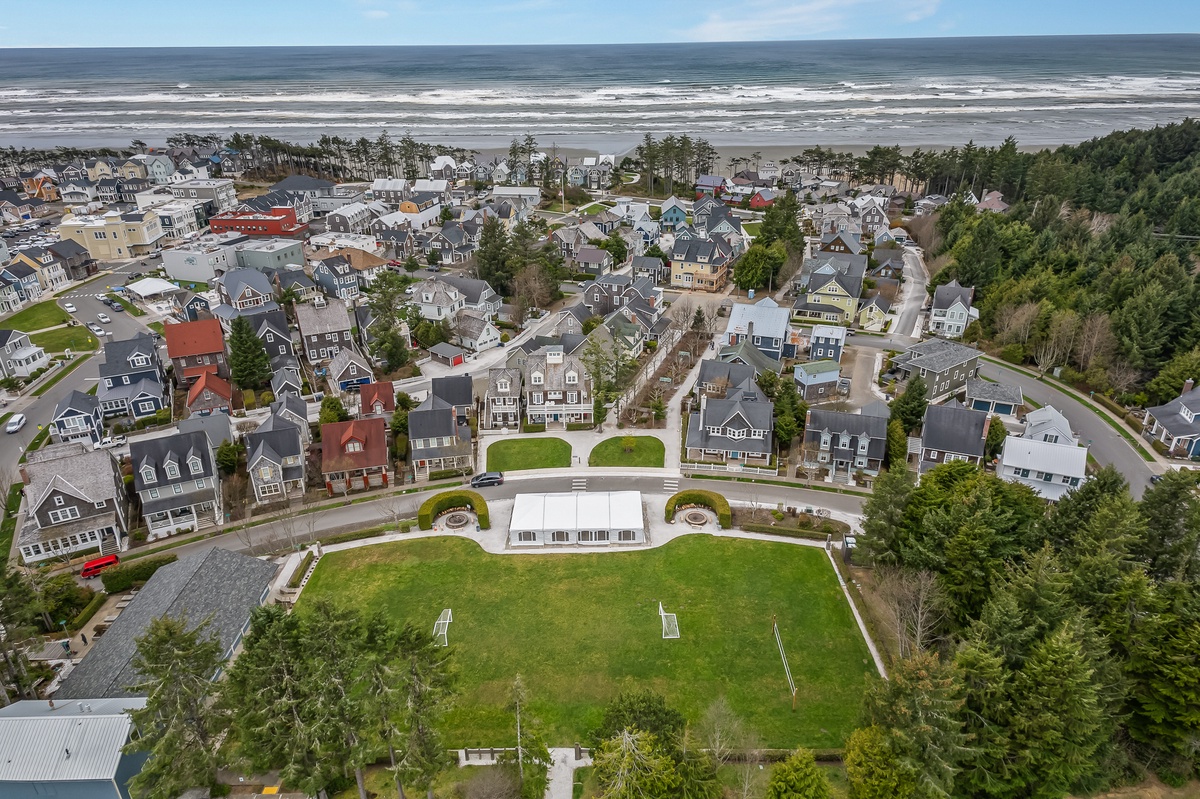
(141, 466), (156, 484)
(131, 355), (149, 367)
(189, 456), (202, 475)
(566, 371), (578, 385)
(498, 380), (510, 392)
(165, 463), (178, 479)
(346, 440), (363, 453)
(531, 372), (543, 385)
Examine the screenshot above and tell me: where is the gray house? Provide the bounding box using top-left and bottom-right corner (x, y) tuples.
(685, 377), (774, 466)
(311, 254), (360, 301)
(803, 408), (888, 478)
(919, 402), (990, 473)
(130, 431), (222, 540)
(246, 412), (305, 505)
(893, 339), (981, 402)
(409, 396), (473, 478)
(295, 299), (355, 364)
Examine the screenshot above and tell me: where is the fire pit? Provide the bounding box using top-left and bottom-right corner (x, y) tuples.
(443, 512), (472, 530)
(682, 509), (710, 528)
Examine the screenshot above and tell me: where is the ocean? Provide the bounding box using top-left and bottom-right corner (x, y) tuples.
(1, 35), (1199, 152)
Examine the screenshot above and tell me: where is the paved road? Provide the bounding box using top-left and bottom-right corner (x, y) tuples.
(895, 249), (928, 339)
(977, 361), (1154, 498)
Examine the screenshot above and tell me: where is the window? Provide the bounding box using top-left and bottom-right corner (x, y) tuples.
(552, 531), (569, 542)
(195, 479), (206, 490)
(54, 495), (64, 506)
(346, 440), (363, 453)
(531, 372), (544, 385)
(122, 375), (130, 385)
(48, 506), (80, 524)
(141, 467), (156, 484)
(148, 488), (159, 499)
(1043, 434), (1059, 444)
(518, 531), (536, 542)
(189, 457), (202, 474)
(567, 392), (578, 403)
(94, 501), (105, 509)
(928, 450), (939, 459)
(618, 530), (637, 541)
(165, 463), (178, 479)
(532, 392), (543, 404)
(172, 484), (183, 495)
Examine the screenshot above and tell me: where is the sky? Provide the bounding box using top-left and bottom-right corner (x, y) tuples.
(2, 0), (1198, 47)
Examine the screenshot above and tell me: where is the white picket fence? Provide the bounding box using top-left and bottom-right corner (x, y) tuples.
(682, 462), (779, 476)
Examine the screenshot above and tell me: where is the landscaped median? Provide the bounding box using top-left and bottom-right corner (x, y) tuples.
(417, 489), (491, 530)
(665, 489), (731, 529)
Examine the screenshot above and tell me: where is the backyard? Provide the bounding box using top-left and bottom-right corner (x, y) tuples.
(588, 435), (665, 467)
(3, 301), (70, 331)
(486, 437), (572, 471)
(301, 535), (875, 749)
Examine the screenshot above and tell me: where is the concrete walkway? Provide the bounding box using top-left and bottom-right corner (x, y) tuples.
(451, 747), (591, 799)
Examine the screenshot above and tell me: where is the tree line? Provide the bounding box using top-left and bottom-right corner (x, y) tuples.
(848, 463), (1200, 796)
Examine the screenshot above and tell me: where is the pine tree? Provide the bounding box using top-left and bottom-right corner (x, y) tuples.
(889, 377), (928, 434)
(476, 216), (512, 293)
(765, 748), (832, 799)
(886, 419), (909, 470)
(861, 468), (915, 565)
(844, 726), (917, 799)
(215, 439), (240, 475)
(984, 415), (1006, 461)
(125, 616), (225, 799)
(593, 729), (680, 799)
(952, 639), (1018, 799)
(228, 315), (271, 390)
(319, 395), (350, 426)
(1134, 469), (1200, 580)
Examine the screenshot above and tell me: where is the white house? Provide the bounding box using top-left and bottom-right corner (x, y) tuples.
(412, 277), (465, 320)
(1022, 405), (1078, 445)
(997, 436), (1089, 501)
(928, 279), (978, 338)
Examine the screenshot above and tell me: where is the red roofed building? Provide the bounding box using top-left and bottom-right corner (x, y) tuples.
(163, 318), (228, 385)
(359, 382), (396, 418)
(208, 203), (309, 239)
(321, 418), (389, 494)
(186, 371), (232, 416)
(749, 188), (777, 209)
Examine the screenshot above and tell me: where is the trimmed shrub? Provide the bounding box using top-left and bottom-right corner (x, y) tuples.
(287, 551), (315, 589)
(665, 490), (731, 529)
(418, 490), (491, 530)
(428, 468), (468, 481)
(320, 526), (388, 546)
(739, 523), (837, 542)
(101, 554), (178, 593)
(567, 422), (594, 432)
(70, 591), (108, 631)
(244, 389), (257, 410)
(1094, 394), (1127, 416)
(259, 391), (275, 405)
(522, 422), (546, 434)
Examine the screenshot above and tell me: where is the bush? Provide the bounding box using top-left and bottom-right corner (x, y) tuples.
(320, 526), (388, 546)
(244, 389), (257, 410)
(288, 551), (315, 589)
(1153, 439), (1169, 455)
(567, 422), (594, 431)
(428, 468), (468, 481)
(999, 344), (1025, 364)
(522, 422), (546, 434)
(740, 522), (835, 542)
(418, 490), (490, 530)
(259, 391), (275, 405)
(101, 554), (178, 593)
(500, 332), (510, 343)
(1095, 394), (1127, 416)
(392, 433), (409, 461)
(399, 522), (412, 533)
(70, 590), (108, 631)
(665, 490), (731, 529)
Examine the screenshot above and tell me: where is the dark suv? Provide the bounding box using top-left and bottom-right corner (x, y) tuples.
(470, 472), (504, 488)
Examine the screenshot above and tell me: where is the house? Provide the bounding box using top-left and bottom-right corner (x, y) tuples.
(696, 360), (757, 396)
(295, 299), (355, 364)
(311, 254), (361, 301)
(965, 379), (1024, 417)
(0, 262), (41, 303)
(928, 280), (977, 338)
(271, 363), (303, 399)
(430, 374), (474, 423)
(177, 413), (234, 465)
(722, 298), (796, 361)
(857, 295), (890, 331)
(915, 194), (950, 216)
(632, 254), (670, 284)
(803, 408), (889, 478)
(0, 275), (24, 315)
(918, 403), (990, 472)
(695, 174), (729, 196)
(720, 339), (783, 377)
(18, 169), (59, 201)
(525, 345), (593, 426)
(976, 190), (1010, 213)
(794, 360), (844, 402)
(213, 268), (279, 327)
(55, 548), (277, 700)
(175, 293), (216, 325)
(163, 318), (227, 384)
(670, 237), (732, 292)
(0, 697), (149, 799)
(409, 277), (464, 321)
(325, 201), (379, 234)
(186, 371), (233, 416)
(870, 245), (907, 279)
(660, 196), (688, 229)
(130, 431), (222, 538)
(9, 248), (69, 292)
(484, 367), (523, 429)
(244, 309), (295, 365)
(274, 269), (320, 303)
(574, 246), (614, 276)
(245, 412), (305, 504)
(50, 389), (103, 445)
(16, 443), (128, 564)
(892, 339), (981, 402)
(454, 308), (502, 352)
(0, 329), (49, 378)
(1022, 405), (1078, 445)
(439, 275), (503, 315)
(685, 376), (774, 466)
(791, 256), (864, 324)
(329, 347), (373, 391)
(47, 238), (96, 280)
(408, 396), (473, 478)
(59, 178), (99, 205)
(372, 177), (410, 205)
(169, 177), (238, 213)
(998, 436), (1088, 501)
(582, 274), (663, 318)
(59, 211), (165, 261)
(97, 334), (168, 419)
(809, 324), (847, 361)
(321, 418), (390, 494)
(1142, 382), (1200, 457)
(749, 188), (776, 209)
(359, 382), (396, 418)
(820, 229), (865, 256)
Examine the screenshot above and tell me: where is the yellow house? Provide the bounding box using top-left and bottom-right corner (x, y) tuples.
(792, 272), (859, 324)
(857, 295), (890, 331)
(59, 210), (164, 261)
(10, 250), (69, 292)
(670, 238), (731, 293)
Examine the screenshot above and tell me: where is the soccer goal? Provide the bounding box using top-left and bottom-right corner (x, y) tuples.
(433, 608), (453, 647)
(773, 615), (798, 710)
(659, 602), (680, 639)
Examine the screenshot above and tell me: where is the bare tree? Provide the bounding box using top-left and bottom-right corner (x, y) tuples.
(874, 566), (945, 658)
(699, 697), (744, 769)
(995, 301), (1042, 345)
(701, 303), (724, 342)
(376, 494), (414, 532)
(1034, 309), (1080, 372)
(734, 729), (765, 799)
(1073, 312), (1116, 371)
(1107, 359), (1141, 396)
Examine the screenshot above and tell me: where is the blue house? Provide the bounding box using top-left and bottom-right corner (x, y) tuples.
(722, 298), (796, 361)
(0, 262), (42, 302)
(659, 196), (688, 229)
(176, 291), (211, 322)
(312, 254), (361, 301)
(329, 347), (373, 391)
(97, 334), (168, 419)
(809, 324), (847, 362)
(50, 389), (104, 444)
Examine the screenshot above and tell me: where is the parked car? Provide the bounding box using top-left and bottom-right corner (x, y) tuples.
(5, 413), (26, 434)
(110, 302), (125, 312)
(88, 322), (107, 336)
(63, 302), (77, 313)
(96, 312), (111, 323)
(93, 434), (127, 450)
(470, 471), (505, 488)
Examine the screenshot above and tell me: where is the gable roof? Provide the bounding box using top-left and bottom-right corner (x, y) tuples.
(922, 403), (989, 456)
(55, 549), (277, 699)
(431, 374), (474, 408)
(725, 297), (790, 340)
(320, 418), (388, 473)
(719, 340), (782, 375)
(965, 378), (1023, 406)
(52, 389), (99, 420)
(697, 359), (757, 389)
(186, 371), (232, 406)
(163, 318), (224, 359)
(359, 382), (395, 414)
(0, 697), (147, 783)
(329, 346), (371, 380)
(895, 338), (981, 374)
(295, 300), (352, 337)
(270, 174), (333, 192)
(932, 279), (974, 312)
(1000, 436), (1087, 476)
(130, 430), (214, 491)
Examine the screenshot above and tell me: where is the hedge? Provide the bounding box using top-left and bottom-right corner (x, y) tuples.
(665, 490), (731, 529)
(566, 422), (594, 431)
(288, 551), (315, 589)
(521, 422), (546, 434)
(101, 554), (178, 593)
(70, 591), (108, 631)
(1094, 393), (1127, 417)
(320, 527), (389, 546)
(428, 468), (468, 481)
(739, 522), (839, 542)
(418, 490), (490, 530)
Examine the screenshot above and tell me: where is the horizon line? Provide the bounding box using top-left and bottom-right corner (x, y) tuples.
(1, 31), (1198, 50)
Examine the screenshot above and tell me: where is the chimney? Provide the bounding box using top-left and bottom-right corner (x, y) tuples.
(1183, 378), (1195, 397)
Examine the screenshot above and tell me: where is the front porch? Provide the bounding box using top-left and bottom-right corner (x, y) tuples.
(324, 466), (388, 495)
(146, 502), (217, 540)
(18, 523), (123, 564)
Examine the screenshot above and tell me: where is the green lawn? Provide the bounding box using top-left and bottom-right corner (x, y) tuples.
(147, 321), (165, 335)
(106, 293), (145, 316)
(578, 203), (606, 216)
(3, 301), (70, 331)
(743, 221), (762, 237)
(30, 326), (98, 352)
(588, 436), (665, 467)
(487, 437), (572, 471)
(301, 536), (875, 748)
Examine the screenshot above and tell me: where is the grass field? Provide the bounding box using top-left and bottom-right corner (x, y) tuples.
(743, 221), (763, 237)
(4, 301), (70, 331)
(302, 536), (874, 748)
(487, 437), (571, 471)
(30, 326), (98, 352)
(588, 436), (665, 467)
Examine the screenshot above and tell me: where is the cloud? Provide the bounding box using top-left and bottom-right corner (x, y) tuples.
(363, 8), (390, 18)
(684, 0), (943, 41)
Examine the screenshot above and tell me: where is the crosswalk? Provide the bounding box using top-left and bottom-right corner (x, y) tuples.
(571, 477), (587, 492)
(663, 477), (679, 493)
